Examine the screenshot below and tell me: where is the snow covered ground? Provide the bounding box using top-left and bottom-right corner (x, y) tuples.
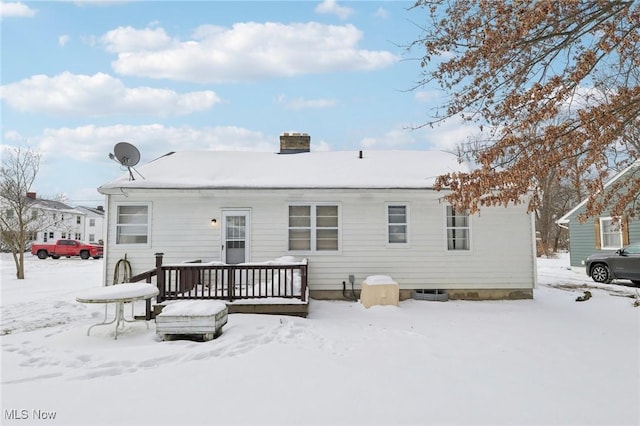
(1, 253), (638, 426)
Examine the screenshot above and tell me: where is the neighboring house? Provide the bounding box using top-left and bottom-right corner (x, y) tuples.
(97, 133), (537, 303)
(26, 193), (87, 243)
(557, 161), (640, 268)
(75, 206), (105, 244)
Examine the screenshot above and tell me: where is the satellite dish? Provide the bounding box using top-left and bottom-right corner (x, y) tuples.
(113, 142), (140, 167)
(109, 142), (143, 180)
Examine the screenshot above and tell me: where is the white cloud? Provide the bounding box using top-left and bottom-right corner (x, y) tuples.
(102, 26), (174, 53)
(360, 129), (416, 149)
(359, 119), (479, 152)
(102, 22), (398, 83)
(373, 7), (389, 19)
(277, 94), (337, 110)
(422, 118), (480, 151)
(360, 128), (417, 149)
(560, 84), (607, 113)
(414, 90), (442, 103)
(0, 2), (36, 18)
(0, 72), (221, 116)
(2, 130), (24, 142)
(28, 124), (276, 163)
(315, 0), (354, 20)
(58, 35), (70, 47)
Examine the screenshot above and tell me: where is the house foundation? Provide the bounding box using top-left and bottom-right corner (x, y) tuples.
(309, 289), (533, 301)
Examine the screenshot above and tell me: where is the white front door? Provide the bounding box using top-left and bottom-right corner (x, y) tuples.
(222, 210), (250, 264)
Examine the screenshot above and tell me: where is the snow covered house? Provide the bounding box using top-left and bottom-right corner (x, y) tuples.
(75, 206), (105, 245)
(23, 193), (87, 243)
(557, 160), (640, 268)
(97, 134), (536, 315)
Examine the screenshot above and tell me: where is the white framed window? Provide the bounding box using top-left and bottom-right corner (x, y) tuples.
(116, 203), (150, 245)
(89, 218), (95, 227)
(288, 203), (339, 252)
(387, 204), (409, 245)
(600, 217), (622, 249)
(445, 206), (470, 251)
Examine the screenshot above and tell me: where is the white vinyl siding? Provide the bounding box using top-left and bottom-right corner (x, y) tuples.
(102, 189), (535, 292)
(116, 204), (150, 245)
(387, 204), (408, 245)
(288, 203), (339, 252)
(446, 206), (470, 251)
(600, 217), (622, 249)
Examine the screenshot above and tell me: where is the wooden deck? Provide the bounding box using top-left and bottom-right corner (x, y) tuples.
(130, 253), (309, 318)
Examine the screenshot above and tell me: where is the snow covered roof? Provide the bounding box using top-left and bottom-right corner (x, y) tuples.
(98, 150), (468, 192)
(26, 197), (83, 214)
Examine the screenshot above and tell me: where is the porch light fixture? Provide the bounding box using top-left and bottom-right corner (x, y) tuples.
(210, 218), (218, 225)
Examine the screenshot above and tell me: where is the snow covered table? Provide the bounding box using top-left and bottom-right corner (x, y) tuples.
(76, 283), (159, 340)
(360, 275), (399, 308)
(155, 300), (228, 342)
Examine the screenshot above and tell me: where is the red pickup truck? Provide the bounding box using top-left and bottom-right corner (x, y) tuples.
(31, 239), (103, 260)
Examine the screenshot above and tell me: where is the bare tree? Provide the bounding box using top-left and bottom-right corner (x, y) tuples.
(411, 0), (640, 220)
(0, 147), (42, 279)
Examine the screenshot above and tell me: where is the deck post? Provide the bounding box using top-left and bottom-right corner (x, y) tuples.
(155, 253), (165, 303)
(227, 266), (235, 301)
(144, 274), (153, 320)
(301, 261), (308, 302)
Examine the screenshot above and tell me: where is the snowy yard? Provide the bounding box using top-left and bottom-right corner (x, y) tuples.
(1, 253), (638, 426)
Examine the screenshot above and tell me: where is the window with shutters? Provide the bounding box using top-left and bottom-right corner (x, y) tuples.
(599, 217), (623, 249)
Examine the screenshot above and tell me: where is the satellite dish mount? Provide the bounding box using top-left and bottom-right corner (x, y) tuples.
(109, 142), (143, 180)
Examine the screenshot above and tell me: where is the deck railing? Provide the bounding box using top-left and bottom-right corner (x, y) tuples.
(130, 253), (308, 305)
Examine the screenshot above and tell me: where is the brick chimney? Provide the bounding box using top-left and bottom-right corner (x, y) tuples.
(279, 132), (310, 154)
(26, 192), (36, 199)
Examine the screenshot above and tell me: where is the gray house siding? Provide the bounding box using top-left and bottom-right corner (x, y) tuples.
(559, 161), (640, 267)
(566, 213), (640, 267)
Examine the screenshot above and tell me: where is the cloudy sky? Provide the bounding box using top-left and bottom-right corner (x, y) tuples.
(0, 1), (474, 206)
